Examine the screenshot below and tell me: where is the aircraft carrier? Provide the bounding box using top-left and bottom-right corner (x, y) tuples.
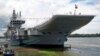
(4, 10), (95, 47)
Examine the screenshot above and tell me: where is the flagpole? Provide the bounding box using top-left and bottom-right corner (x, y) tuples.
(74, 8), (76, 15)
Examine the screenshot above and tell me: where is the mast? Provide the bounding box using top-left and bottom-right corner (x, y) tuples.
(12, 10), (17, 19)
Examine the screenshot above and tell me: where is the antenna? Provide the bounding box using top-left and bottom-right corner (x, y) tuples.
(19, 11), (21, 17)
(74, 4), (78, 15)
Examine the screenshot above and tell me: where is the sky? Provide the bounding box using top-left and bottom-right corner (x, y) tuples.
(0, 0), (100, 36)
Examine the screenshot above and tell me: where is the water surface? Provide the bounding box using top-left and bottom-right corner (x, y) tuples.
(0, 37), (100, 56)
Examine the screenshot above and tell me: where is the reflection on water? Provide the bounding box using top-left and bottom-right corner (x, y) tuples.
(0, 37), (100, 56)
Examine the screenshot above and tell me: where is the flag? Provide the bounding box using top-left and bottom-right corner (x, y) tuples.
(75, 4), (78, 9)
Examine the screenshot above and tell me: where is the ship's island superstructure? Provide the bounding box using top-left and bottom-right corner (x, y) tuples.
(4, 10), (95, 47)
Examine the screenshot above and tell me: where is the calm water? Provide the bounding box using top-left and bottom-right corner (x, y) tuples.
(0, 37), (100, 56)
(65, 37), (100, 56)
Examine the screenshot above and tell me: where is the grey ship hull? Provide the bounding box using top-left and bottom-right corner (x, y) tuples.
(9, 15), (95, 47)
